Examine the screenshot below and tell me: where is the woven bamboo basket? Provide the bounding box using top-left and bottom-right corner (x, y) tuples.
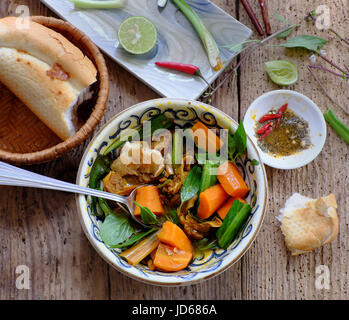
(0, 16), (109, 165)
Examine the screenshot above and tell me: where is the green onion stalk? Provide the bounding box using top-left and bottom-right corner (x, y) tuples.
(323, 109), (349, 144)
(171, 0), (222, 71)
(68, 0), (124, 9)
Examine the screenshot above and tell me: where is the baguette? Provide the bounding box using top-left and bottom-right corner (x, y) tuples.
(0, 17), (97, 140)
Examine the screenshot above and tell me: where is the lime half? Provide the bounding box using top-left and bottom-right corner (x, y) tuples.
(118, 16), (157, 55)
(264, 60), (299, 85)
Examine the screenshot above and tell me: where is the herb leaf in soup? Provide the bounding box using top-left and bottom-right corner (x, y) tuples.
(100, 212), (135, 247)
(89, 154), (112, 217)
(166, 208), (181, 225)
(181, 165), (202, 203)
(228, 122), (247, 161)
(89, 154), (112, 189)
(134, 201), (159, 225)
(112, 228), (158, 249)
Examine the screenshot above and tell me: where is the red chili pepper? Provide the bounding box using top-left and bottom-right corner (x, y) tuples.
(256, 121), (273, 135)
(258, 123), (275, 140)
(155, 61), (213, 89)
(257, 103), (289, 140)
(277, 103), (288, 116)
(259, 114), (281, 123)
(155, 61), (199, 74)
(275, 103), (288, 127)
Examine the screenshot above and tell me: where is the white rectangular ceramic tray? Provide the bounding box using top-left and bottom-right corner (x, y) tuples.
(41, 0), (252, 99)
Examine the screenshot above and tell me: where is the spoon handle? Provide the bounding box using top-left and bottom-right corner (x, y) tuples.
(0, 161), (129, 205)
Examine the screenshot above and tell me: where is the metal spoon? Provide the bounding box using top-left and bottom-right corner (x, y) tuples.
(0, 161), (150, 228)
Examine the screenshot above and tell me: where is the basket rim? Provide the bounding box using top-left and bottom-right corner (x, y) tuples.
(0, 15), (109, 165)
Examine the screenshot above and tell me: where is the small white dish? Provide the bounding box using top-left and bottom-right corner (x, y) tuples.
(243, 90), (327, 170)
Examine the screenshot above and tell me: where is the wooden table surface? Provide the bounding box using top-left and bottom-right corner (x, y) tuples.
(0, 0), (348, 300)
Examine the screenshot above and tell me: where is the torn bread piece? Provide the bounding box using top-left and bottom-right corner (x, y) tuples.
(277, 193), (338, 256)
(0, 17), (97, 140)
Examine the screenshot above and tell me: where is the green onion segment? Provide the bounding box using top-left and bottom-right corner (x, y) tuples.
(171, 0), (221, 70)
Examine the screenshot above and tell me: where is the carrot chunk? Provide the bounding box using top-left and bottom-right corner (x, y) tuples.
(191, 121), (223, 152)
(158, 221), (193, 253)
(197, 184), (229, 220)
(217, 162), (249, 198)
(217, 197), (247, 220)
(153, 243), (192, 272)
(134, 186), (164, 216)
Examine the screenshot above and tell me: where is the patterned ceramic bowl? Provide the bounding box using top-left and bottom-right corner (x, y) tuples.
(76, 98), (268, 286)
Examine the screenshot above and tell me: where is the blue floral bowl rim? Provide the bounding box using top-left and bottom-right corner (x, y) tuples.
(75, 98), (269, 286)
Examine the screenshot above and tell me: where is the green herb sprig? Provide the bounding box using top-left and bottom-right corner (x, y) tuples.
(273, 13), (300, 38)
(201, 23), (300, 101)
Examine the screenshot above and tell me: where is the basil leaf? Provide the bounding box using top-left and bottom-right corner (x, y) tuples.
(166, 209), (180, 225)
(228, 122), (247, 161)
(111, 228), (157, 248)
(278, 35), (328, 52)
(181, 165), (202, 203)
(89, 154), (112, 189)
(134, 201), (158, 225)
(100, 212), (135, 247)
(88, 155), (112, 217)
